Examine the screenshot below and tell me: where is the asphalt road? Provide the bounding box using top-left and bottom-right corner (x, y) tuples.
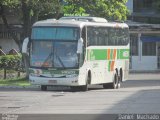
(0, 73), (160, 119)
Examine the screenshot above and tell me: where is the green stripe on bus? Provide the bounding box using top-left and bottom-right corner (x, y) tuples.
(88, 49), (107, 60)
(87, 49), (129, 61)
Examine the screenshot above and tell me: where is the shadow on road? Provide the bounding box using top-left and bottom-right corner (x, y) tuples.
(1, 74), (160, 92)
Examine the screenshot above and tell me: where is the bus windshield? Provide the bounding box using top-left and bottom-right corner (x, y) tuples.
(31, 27), (79, 40)
(30, 27), (79, 68)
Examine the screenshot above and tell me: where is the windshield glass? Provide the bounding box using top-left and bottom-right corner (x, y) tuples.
(30, 41), (78, 68)
(32, 27), (79, 40)
(30, 27), (79, 68)
(30, 41), (53, 67)
(54, 42), (78, 68)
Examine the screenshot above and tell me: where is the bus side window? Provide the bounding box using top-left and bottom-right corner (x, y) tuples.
(104, 28), (109, 45)
(87, 27), (95, 46)
(108, 28), (115, 45)
(82, 27), (86, 47)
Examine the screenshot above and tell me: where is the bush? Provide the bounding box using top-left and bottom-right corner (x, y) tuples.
(0, 54), (22, 71)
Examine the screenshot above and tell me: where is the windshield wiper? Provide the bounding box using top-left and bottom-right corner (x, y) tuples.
(54, 50), (66, 69)
(41, 52), (52, 67)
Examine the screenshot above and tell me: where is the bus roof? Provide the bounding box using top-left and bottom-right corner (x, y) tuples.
(60, 16), (108, 23)
(33, 17), (129, 28)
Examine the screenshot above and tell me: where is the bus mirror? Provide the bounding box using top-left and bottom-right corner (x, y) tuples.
(22, 37), (29, 54)
(77, 38), (83, 54)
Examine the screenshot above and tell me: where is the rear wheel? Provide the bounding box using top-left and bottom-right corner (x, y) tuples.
(117, 76), (121, 89)
(41, 85), (47, 91)
(103, 73), (119, 89)
(112, 73), (118, 89)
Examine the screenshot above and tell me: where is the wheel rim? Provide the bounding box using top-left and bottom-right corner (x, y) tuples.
(113, 74), (118, 89)
(117, 80), (121, 89)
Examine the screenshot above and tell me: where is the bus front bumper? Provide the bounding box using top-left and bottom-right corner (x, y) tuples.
(29, 76), (80, 86)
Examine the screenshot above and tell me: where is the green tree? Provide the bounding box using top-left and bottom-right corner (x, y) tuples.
(64, 0), (128, 21)
(63, 0), (86, 16)
(0, 0), (63, 78)
(0, 0), (63, 44)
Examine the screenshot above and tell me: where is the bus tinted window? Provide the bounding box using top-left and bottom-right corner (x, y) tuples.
(87, 26), (129, 46)
(32, 27), (79, 40)
(87, 27), (108, 46)
(108, 28), (129, 46)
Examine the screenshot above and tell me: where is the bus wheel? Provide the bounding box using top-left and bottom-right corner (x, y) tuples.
(112, 73), (118, 89)
(41, 85), (47, 91)
(120, 69), (123, 82)
(117, 76), (121, 89)
(80, 73), (91, 91)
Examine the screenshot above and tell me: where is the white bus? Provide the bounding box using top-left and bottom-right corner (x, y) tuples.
(22, 17), (130, 91)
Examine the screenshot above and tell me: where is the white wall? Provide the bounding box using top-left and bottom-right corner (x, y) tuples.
(0, 38), (19, 53)
(131, 56), (157, 70)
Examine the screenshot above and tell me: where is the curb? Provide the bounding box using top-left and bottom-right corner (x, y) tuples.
(0, 85), (40, 89)
(129, 70), (160, 74)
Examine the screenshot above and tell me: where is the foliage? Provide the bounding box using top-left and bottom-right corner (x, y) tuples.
(1, 0), (129, 40)
(63, 0), (86, 16)
(0, 77), (30, 86)
(64, 0), (129, 21)
(0, 0), (63, 39)
(0, 54), (22, 70)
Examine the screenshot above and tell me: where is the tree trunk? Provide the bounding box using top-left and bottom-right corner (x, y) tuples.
(21, 0), (31, 38)
(21, 1), (32, 78)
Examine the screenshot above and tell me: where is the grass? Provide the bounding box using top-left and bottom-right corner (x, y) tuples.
(0, 77), (31, 87)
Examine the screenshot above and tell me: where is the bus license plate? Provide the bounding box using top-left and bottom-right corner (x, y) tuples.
(49, 80), (57, 84)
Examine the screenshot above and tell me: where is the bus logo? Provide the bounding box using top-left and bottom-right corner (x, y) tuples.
(123, 51), (129, 57)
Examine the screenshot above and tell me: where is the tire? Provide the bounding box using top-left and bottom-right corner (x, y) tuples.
(117, 76), (121, 89)
(120, 69), (123, 82)
(80, 74), (90, 91)
(112, 73), (118, 89)
(103, 74), (119, 89)
(70, 75), (90, 92)
(41, 85), (47, 91)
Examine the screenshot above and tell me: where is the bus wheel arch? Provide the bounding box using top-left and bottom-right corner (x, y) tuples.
(82, 70), (92, 91)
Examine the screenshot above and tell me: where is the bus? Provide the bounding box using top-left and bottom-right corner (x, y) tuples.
(22, 17), (130, 91)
